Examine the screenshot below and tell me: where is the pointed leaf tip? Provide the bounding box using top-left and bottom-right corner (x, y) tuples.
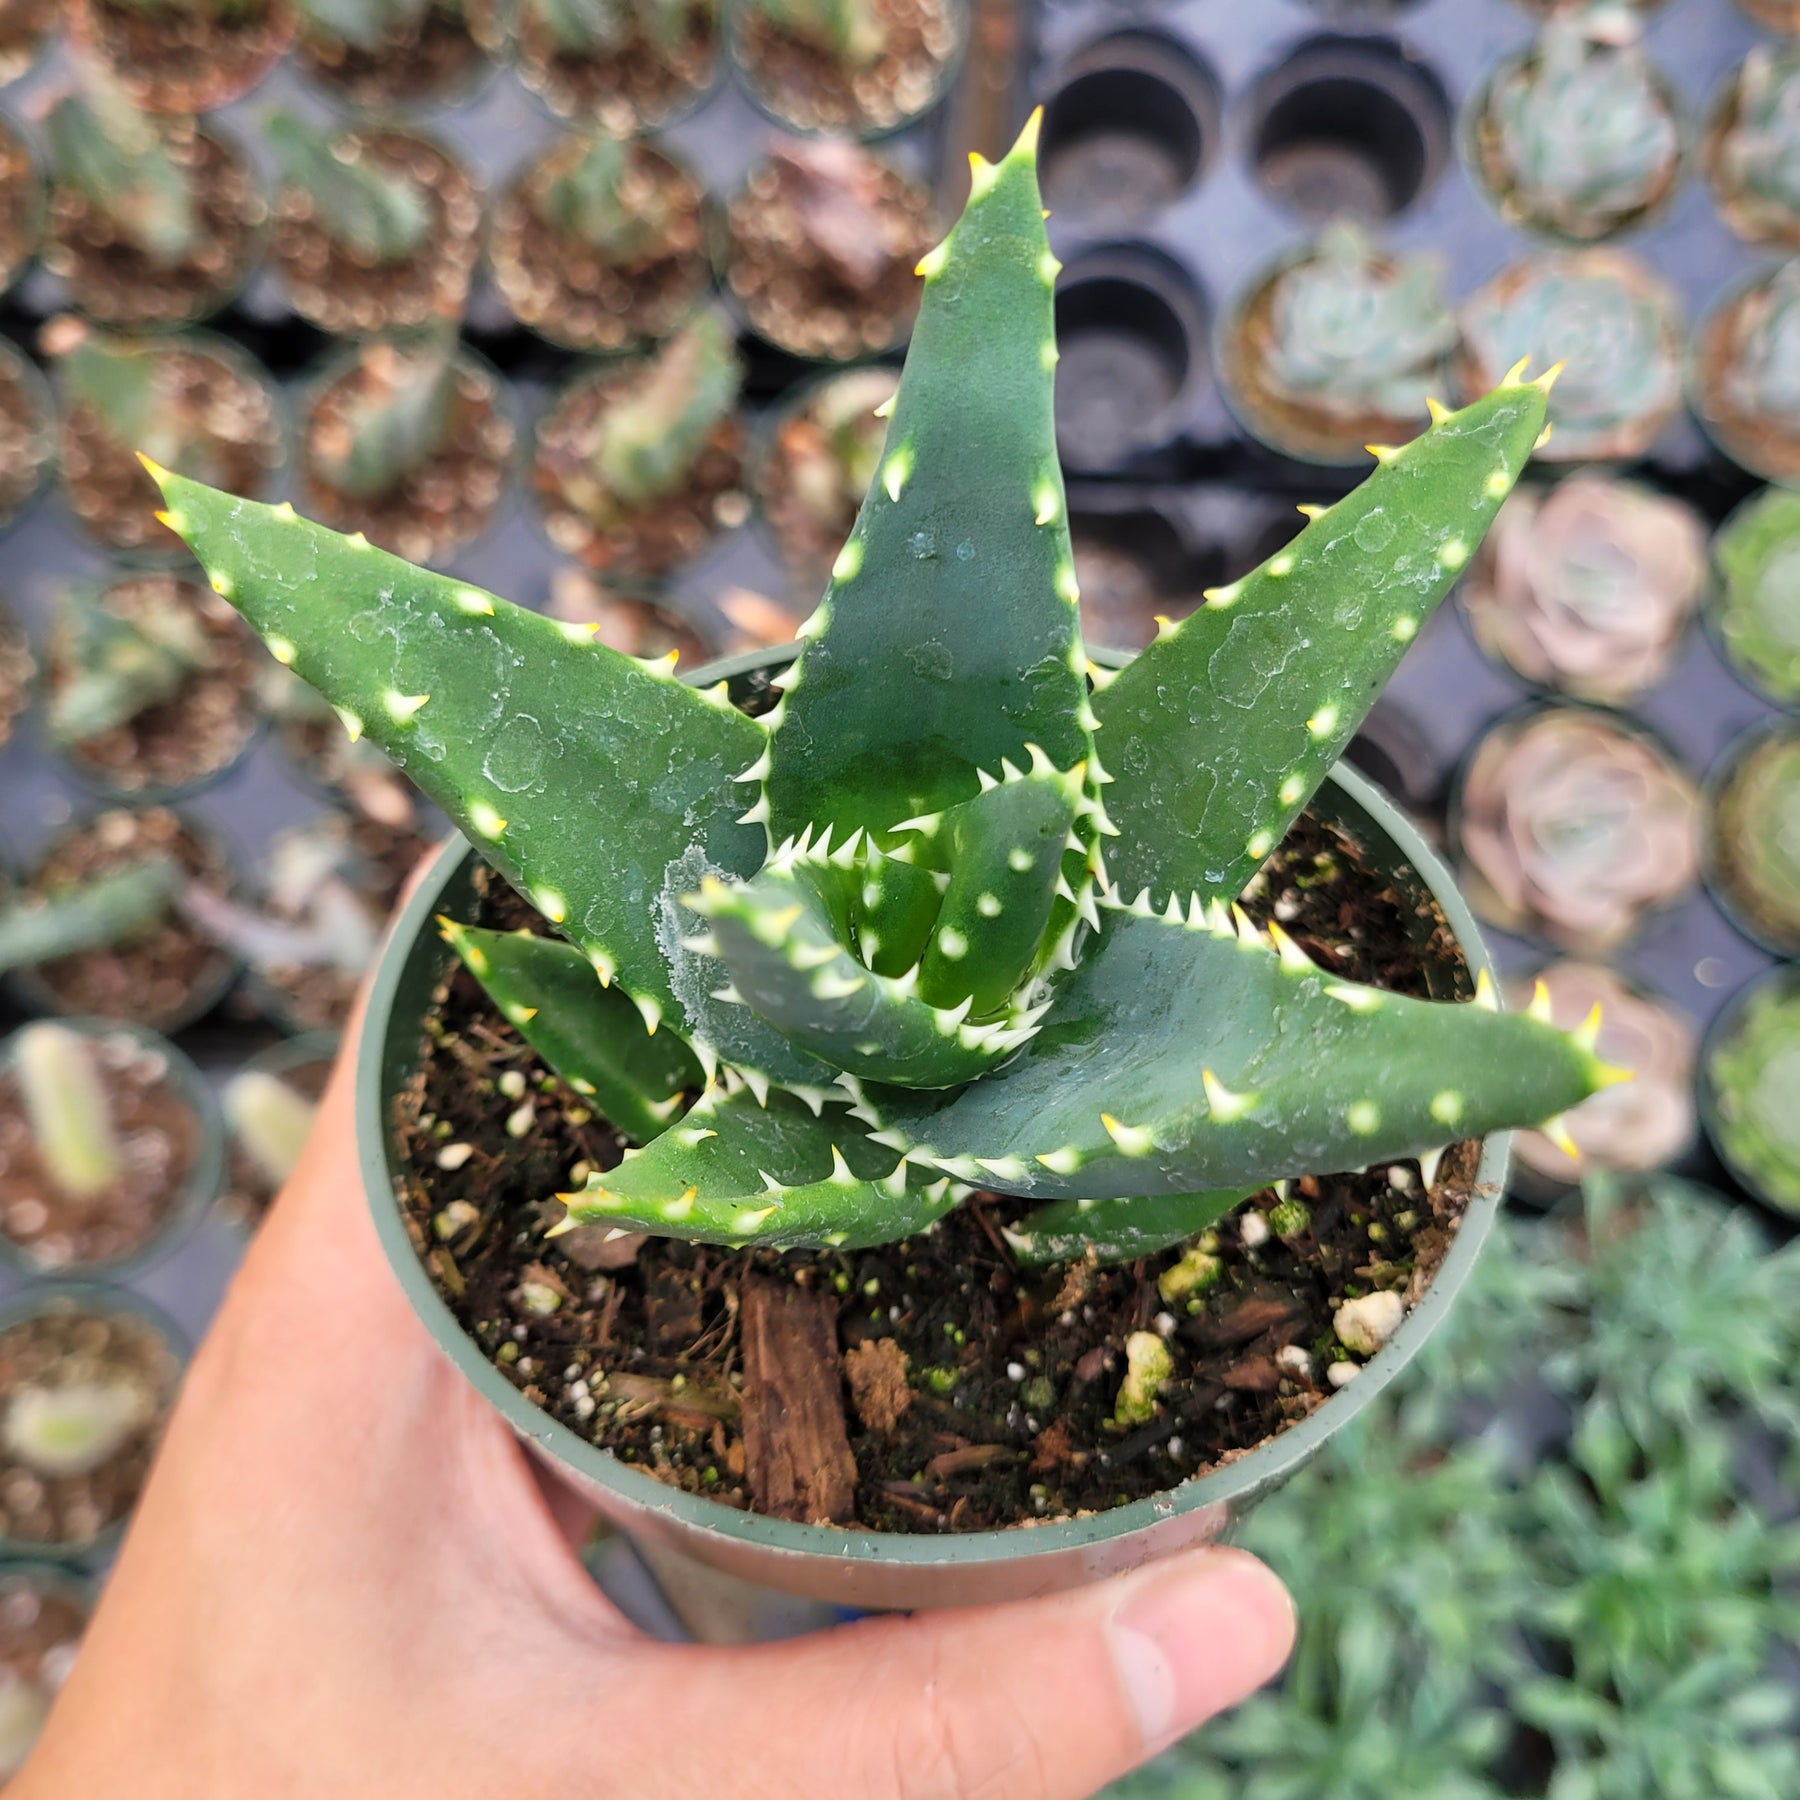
(1010, 107), (1044, 161)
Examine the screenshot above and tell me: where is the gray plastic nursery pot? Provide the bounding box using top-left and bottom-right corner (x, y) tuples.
(358, 644), (1514, 1612)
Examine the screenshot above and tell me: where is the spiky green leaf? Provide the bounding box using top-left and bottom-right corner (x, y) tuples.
(861, 897), (1611, 1198)
(1095, 377), (1553, 907)
(438, 919), (701, 1145)
(556, 1085), (957, 1250)
(144, 467), (767, 1029)
(763, 121), (1090, 844)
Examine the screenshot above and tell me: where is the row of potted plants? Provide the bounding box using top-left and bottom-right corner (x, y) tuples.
(0, 98), (942, 360)
(1465, 16), (1800, 250)
(0, 0), (967, 141)
(1220, 227), (1800, 482)
(0, 316), (901, 588)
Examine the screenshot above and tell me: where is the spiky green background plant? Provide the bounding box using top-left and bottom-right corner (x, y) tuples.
(45, 87), (199, 268)
(750, 0), (883, 66)
(266, 110), (431, 266)
(145, 121), (1615, 1262)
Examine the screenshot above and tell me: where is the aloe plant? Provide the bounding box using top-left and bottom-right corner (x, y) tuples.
(1473, 16), (1684, 242)
(224, 1068), (320, 1189)
(145, 119), (1617, 1263)
(48, 582), (215, 746)
(537, 133), (672, 259)
(45, 87), (199, 268)
(266, 110), (431, 267)
(10, 1022), (124, 1202)
(308, 332), (461, 503)
(748, 0), (884, 65)
(0, 858), (184, 977)
(586, 307), (740, 508)
(530, 0), (693, 56)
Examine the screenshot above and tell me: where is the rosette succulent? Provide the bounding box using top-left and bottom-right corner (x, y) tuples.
(1706, 725), (1800, 956)
(1711, 487), (1800, 705)
(1471, 14), (1685, 242)
(1460, 475), (1706, 702)
(140, 121), (1616, 1263)
(1693, 261), (1800, 483)
(1460, 250), (1684, 460)
(1457, 706), (1700, 952)
(1706, 970), (1800, 1214)
(1223, 222), (1460, 463)
(1705, 44), (1800, 249)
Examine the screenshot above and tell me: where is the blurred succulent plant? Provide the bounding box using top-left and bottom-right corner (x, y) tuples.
(1460, 475), (1706, 702)
(0, 343), (53, 528)
(8, 1021), (125, 1205)
(1706, 725), (1800, 956)
(747, 0), (884, 65)
(586, 307), (741, 509)
(1459, 251), (1683, 460)
(47, 580), (216, 748)
(2, 1370), (154, 1479)
(223, 1067), (319, 1191)
(1694, 261), (1800, 482)
(1711, 487), (1800, 705)
(1733, 0), (1800, 31)
(530, 0), (694, 56)
(1506, 964), (1693, 1185)
(1471, 13), (1684, 242)
(0, 856), (184, 979)
(757, 365), (897, 581)
(44, 85), (199, 268)
(306, 331), (460, 504)
(294, 0), (429, 48)
(1720, 261), (1800, 421)
(0, 600), (35, 752)
(1706, 971), (1800, 1214)
(266, 109), (431, 267)
(1226, 224), (1458, 462)
(177, 814), (387, 987)
(1704, 44), (1800, 249)
(537, 132), (675, 260)
(1457, 706), (1700, 951)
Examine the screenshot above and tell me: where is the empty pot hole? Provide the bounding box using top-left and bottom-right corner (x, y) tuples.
(1250, 49), (1447, 222)
(1041, 60), (1213, 221)
(1055, 274), (1197, 468)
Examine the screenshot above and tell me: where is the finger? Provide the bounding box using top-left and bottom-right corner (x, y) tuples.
(627, 1546), (1294, 1800)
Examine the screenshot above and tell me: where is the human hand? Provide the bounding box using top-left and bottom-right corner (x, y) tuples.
(15, 1033), (1293, 1799)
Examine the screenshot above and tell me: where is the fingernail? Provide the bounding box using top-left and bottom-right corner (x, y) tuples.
(1107, 1549), (1296, 1749)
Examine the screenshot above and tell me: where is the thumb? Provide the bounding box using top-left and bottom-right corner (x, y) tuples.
(637, 1545), (1293, 1800)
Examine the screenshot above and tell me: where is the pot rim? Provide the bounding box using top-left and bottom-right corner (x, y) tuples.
(360, 642), (1512, 1575)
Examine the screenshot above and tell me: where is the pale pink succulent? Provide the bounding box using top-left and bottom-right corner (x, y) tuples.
(1507, 962), (1694, 1183)
(1461, 476), (1707, 702)
(1458, 706), (1701, 950)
